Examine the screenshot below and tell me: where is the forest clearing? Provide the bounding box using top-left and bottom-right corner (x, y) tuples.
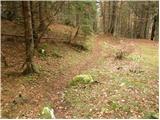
(1, 1), (159, 119)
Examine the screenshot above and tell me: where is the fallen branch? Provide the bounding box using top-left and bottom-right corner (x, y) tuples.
(69, 26), (80, 44)
(1, 34), (61, 40)
(1, 33), (24, 37)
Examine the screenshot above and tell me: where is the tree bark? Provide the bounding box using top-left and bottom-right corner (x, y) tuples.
(151, 14), (158, 40)
(103, 2), (107, 33)
(22, 1), (38, 75)
(30, 2), (45, 49)
(39, 2), (45, 32)
(144, 7), (149, 38)
(108, 1), (117, 35)
(100, 1), (106, 33)
(107, 1), (111, 34)
(30, 1), (39, 49)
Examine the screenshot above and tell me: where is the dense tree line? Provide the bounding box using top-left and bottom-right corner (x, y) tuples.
(1, 1), (159, 74)
(100, 1), (159, 40)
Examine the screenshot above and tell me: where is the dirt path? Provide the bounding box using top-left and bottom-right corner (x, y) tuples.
(48, 35), (103, 118)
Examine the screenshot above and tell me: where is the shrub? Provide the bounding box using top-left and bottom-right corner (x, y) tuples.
(114, 40), (135, 60)
(129, 63), (143, 73)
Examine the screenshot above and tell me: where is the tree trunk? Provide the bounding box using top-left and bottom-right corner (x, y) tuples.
(107, 1), (111, 31)
(108, 1), (116, 35)
(100, 1), (106, 33)
(102, 2), (106, 33)
(30, 1), (38, 49)
(151, 14), (158, 40)
(34, 2), (45, 48)
(144, 8), (149, 38)
(22, 1), (38, 75)
(39, 2), (45, 32)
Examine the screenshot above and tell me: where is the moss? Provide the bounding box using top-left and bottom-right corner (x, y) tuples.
(127, 54), (143, 62)
(69, 74), (94, 86)
(109, 101), (121, 110)
(143, 111), (159, 119)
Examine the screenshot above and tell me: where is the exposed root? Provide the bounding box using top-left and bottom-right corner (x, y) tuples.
(22, 63), (39, 75)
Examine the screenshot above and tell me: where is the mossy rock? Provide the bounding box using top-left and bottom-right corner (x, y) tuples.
(70, 74), (94, 86)
(40, 107), (55, 119)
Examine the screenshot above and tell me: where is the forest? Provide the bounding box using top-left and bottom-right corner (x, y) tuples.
(1, 1), (159, 119)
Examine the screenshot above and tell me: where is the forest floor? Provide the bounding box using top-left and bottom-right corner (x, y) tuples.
(1, 23), (159, 119)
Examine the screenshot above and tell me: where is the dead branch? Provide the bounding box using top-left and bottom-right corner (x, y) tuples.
(71, 26), (80, 43)
(1, 34), (60, 40)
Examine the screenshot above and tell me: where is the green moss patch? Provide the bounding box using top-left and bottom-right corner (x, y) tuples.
(69, 74), (94, 86)
(127, 54), (143, 62)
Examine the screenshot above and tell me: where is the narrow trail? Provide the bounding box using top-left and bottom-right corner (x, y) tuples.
(48, 35), (103, 118)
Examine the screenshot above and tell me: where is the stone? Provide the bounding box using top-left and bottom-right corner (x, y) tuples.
(40, 107), (56, 119)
